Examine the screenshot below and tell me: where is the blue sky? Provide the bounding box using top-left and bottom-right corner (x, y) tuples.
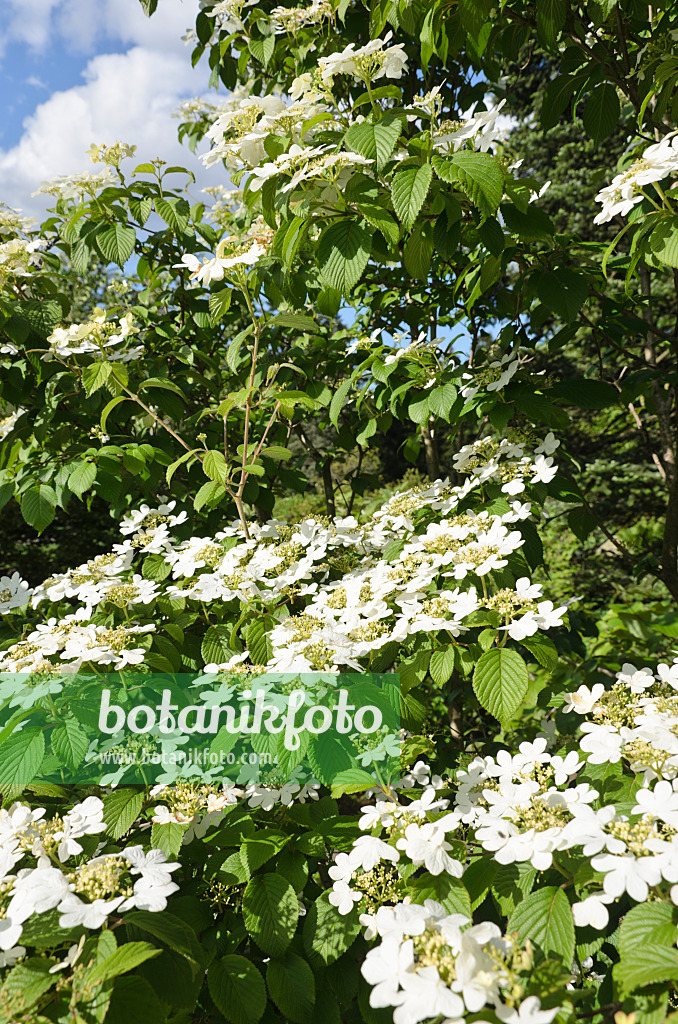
(0, 0), (223, 217)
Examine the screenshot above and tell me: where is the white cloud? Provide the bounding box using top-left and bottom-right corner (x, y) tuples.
(0, 0), (228, 216)
(1, 0), (197, 57)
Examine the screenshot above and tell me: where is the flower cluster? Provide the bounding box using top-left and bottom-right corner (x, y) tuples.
(0, 796), (179, 959)
(0, 436), (564, 681)
(594, 129), (678, 223)
(45, 308), (142, 361)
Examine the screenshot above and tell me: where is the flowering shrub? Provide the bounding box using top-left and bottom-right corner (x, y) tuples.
(3, 0), (678, 1021)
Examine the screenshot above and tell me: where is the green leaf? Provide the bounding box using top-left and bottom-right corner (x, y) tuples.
(21, 484), (57, 533)
(428, 382), (457, 420)
(203, 449), (228, 484)
(330, 767), (380, 796)
(194, 480), (226, 511)
(266, 952), (315, 1024)
(507, 887), (575, 964)
(124, 910), (204, 966)
(89, 942), (161, 984)
(391, 164), (433, 231)
(246, 618), (273, 665)
(51, 719), (88, 769)
(0, 959), (55, 1015)
(210, 287), (232, 324)
(404, 222), (433, 279)
(82, 361), (112, 396)
(329, 377), (353, 428)
(104, 789), (144, 840)
(303, 892), (361, 966)
(619, 903), (678, 958)
(345, 112), (402, 171)
(430, 646), (456, 686)
(150, 820), (187, 858)
(208, 955), (266, 1024)
(271, 311), (322, 333)
(141, 553), (171, 582)
(96, 224), (136, 267)
(248, 35), (275, 67)
(534, 269), (588, 322)
(226, 328), (252, 371)
(473, 648), (529, 727)
(648, 217), (678, 269)
(0, 729), (44, 787)
(155, 196), (190, 233)
(242, 874), (299, 956)
(317, 220), (374, 295)
(582, 83), (620, 144)
(201, 624), (232, 665)
(101, 395), (131, 432)
(520, 634), (559, 672)
(537, 0), (567, 48)
(240, 830), (290, 873)
(68, 460), (97, 497)
(105, 976), (166, 1024)
(138, 377), (186, 400)
(614, 945), (678, 996)
(433, 152), (504, 219)
(260, 445), (293, 462)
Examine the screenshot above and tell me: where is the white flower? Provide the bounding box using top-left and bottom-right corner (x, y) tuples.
(572, 893), (613, 930)
(361, 935), (415, 1007)
(349, 835), (400, 871)
(562, 684), (605, 715)
(396, 821), (463, 876)
(0, 573), (33, 613)
(496, 995), (559, 1024)
(591, 851), (663, 902)
(58, 893), (124, 929)
(617, 662), (655, 693)
(328, 879), (362, 915)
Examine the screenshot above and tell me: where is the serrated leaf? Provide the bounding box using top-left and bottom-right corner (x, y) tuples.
(194, 480), (226, 511)
(246, 618), (272, 666)
(89, 942), (161, 984)
(507, 887), (575, 964)
(304, 892), (360, 966)
(104, 789), (144, 840)
(21, 484), (57, 533)
(201, 624), (232, 665)
(203, 449), (228, 484)
(51, 719), (88, 769)
(429, 646), (456, 686)
(266, 952), (315, 1024)
(271, 311), (322, 333)
(537, 0), (567, 48)
(0, 729), (44, 787)
(208, 955), (266, 1024)
(210, 288), (232, 324)
(242, 873), (299, 956)
(317, 220), (373, 295)
(473, 648), (529, 727)
(329, 377), (353, 427)
(433, 152), (504, 219)
(391, 164), (433, 231)
(614, 944), (678, 996)
(155, 196), (190, 233)
(82, 361), (112, 396)
(582, 82), (620, 143)
(345, 112), (402, 170)
(96, 224), (136, 267)
(648, 217), (678, 269)
(619, 903), (678, 959)
(428, 382), (457, 420)
(68, 460), (97, 497)
(150, 820), (188, 858)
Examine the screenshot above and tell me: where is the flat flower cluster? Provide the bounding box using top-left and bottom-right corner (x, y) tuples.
(594, 129), (678, 223)
(0, 433), (564, 679)
(0, 796), (179, 962)
(45, 307), (142, 361)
